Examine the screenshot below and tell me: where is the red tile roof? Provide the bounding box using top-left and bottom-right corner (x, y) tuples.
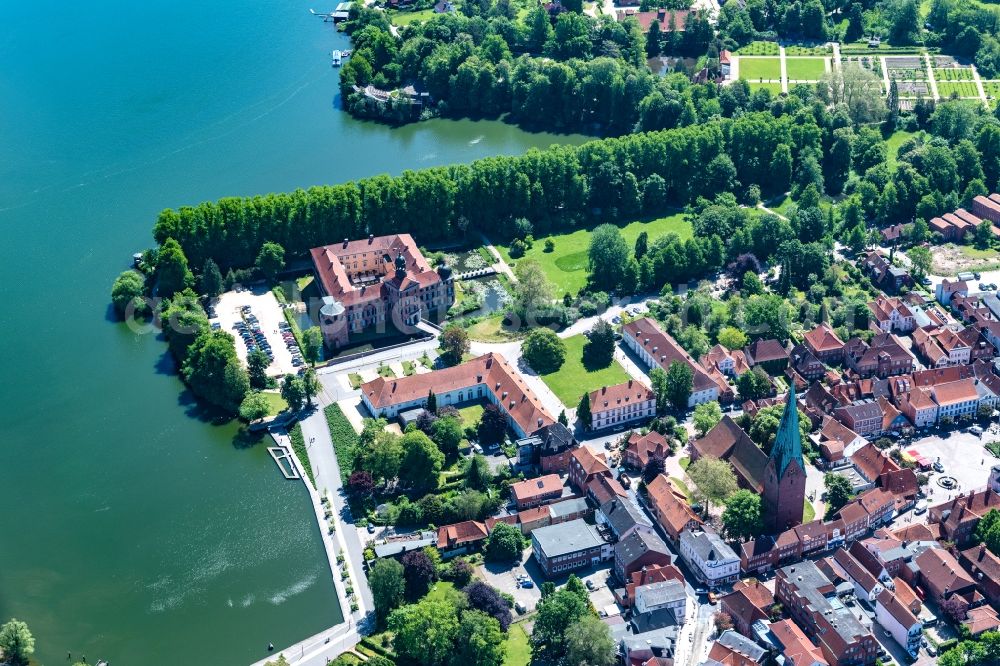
(361, 352), (554, 436)
(589, 379), (654, 413)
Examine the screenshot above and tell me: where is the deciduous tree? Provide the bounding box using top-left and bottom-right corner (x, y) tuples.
(722, 489), (763, 541)
(369, 557), (405, 621)
(239, 392), (271, 422)
(824, 473), (854, 519)
(486, 521), (526, 562)
(693, 401), (723, 437)
(687, 455), (738, 512)
(400, 430), (444, 491)
(523, 328), (566, 373)
(478, 403), (508, 445)
(255, 242), (286, 282)
(564, 614), (616, 666)
(440, 325), (470, 366)
(0, 619), (34, 666)
(389, 598), (460, 666)
(111, 270), (148, 319)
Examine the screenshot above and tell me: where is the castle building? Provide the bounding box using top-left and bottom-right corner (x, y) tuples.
(310, 234), (455, 348)
(762, 385), (807, 534)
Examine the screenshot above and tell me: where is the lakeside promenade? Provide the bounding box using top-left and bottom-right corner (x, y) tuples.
(254, 409), (373, 666)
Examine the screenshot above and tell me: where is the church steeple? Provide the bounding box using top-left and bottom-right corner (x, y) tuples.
(770, 384), (804, 478)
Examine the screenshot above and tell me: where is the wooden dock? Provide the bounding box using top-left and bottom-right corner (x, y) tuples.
(267, 446), (301, 480)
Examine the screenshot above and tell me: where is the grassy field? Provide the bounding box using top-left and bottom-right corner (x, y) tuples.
(803, 500), (816, 523)
(739, 57), (782, 80)
(785, 57), (828, 80)
(426, 581), (457, 601)
(388, 8), (436, 24)
(497, 212), (691, 296)
(261, 391), (288, 416)
(886, 129), (918, 170)
(504, 623), (532, 666)
(466, 315), (523, 343)
(734, 40), (779, 55)
(937, 81), (980, 98)
(747, 81), (783, 94)
(538, 334), (630, 406)
(456, 401), (485, 427)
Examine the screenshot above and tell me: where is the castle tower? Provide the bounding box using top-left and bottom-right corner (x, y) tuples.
(763, 384), (807, 534)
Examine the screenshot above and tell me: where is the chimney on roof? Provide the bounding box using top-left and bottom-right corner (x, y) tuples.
(343, 238), (349, 247)
(369, 233), (374, 243)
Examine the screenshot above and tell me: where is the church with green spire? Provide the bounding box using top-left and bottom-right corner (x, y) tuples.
(762, 384), (807, 534)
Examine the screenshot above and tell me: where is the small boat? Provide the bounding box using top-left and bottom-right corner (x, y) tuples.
(342, 50), (352, 57)
(331, 50), (342, 67)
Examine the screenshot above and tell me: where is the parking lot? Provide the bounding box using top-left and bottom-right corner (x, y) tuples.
(477, 551), (618, 617)
(211, 287), (304, 377)
(904, 428), (1000, 499)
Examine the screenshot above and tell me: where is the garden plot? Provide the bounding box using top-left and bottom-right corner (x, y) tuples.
(897, 81), (930, 97)
(734, 40), (779, 55)
(785, 44), (831, 55)
(884, 56), (925, 70)
(936, 81), (980, 98)
(934, 66), (974, 81)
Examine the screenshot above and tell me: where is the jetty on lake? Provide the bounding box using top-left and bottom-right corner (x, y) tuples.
(267, 446), (301, 480)
(310, 3), (353, 22)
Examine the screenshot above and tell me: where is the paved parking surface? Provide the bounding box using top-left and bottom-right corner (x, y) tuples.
(477, 550), (543, 614)
(212, 287), (302, 376)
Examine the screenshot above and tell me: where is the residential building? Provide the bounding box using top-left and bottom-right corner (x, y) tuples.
(311, 234), (455, 347)
(862, 251), (912, 292)
(436, 520), (488, 553)
(833, 401), (884, 437)
(599, 496), (652, 541)
(570, 445), (613, 492)
(617, 563), (686, 608)
(813, 416), (866, 466)
(587, 473), (628, 507)
(936, 279), (969, 306)
(510, 474), (563, 509)
(832, 547), (885, 604)
(929, 488), (1000, 547)
(875, 589), (921, 658)
(965, 606), (1000, 636)
(646, 474), (702, 542)
(762, 385), (807, 533)
(914, 547), (982, 614)
(516, 422), (578, 473)
(588, 379), (656, 431)
(615, 7), (690, 32)
(843, 333), (914, 378)
(708, 631), (769, 666)
(634, 579), (688, 618)
(769, 619), (829, 666)
(744, 339), (790, 374)
(615, 524), (673, 581)
(624, 430), (671, 470)
(775, 560), (879, 666)
(804, 323), (846, 362)
(868, 296), (915, 333)
(624, 318), (720, 407)
(532, 518), (610, 578)
(721, 579), (773, 638)
(932, 378), (980, 421)
(361, 352), (554, 438)
(960, 544), (1000, 609)
(679, 528), (740, 586)
(701, 344), (751, 377)
(790, 344), (826, 381)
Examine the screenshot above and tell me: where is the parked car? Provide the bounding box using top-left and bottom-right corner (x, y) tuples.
(932, 461), (944, 473)
(586, 579), (596, 591)
(914, 501), (928, 515)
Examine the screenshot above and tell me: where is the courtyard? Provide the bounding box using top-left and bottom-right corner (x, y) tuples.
(537, 334), (631, 407)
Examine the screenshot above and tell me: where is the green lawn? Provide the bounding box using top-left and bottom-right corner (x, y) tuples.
(679, 456), (690, 471)
(325, 403), (360, 484)
(466, 315), (523, 343)
(497, 212), (691, 296)
(538, 334), (630, 406)
(504, 623), (532, 666)
(348, 373), (363, 389)
(261, 391), (288, 416)
(803, 500), (816, 523)
(389, 8), (436, 24)
(426, 581), (457, 601)
(738, 57), (782, 81)
(456, 401), (485, 427)
(886, 130), (918, 171)
(785, 57), (828, 80)
(747, 81), (783, 95)
(402, 360), (416, 376)
(785, 44), (830, 55)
